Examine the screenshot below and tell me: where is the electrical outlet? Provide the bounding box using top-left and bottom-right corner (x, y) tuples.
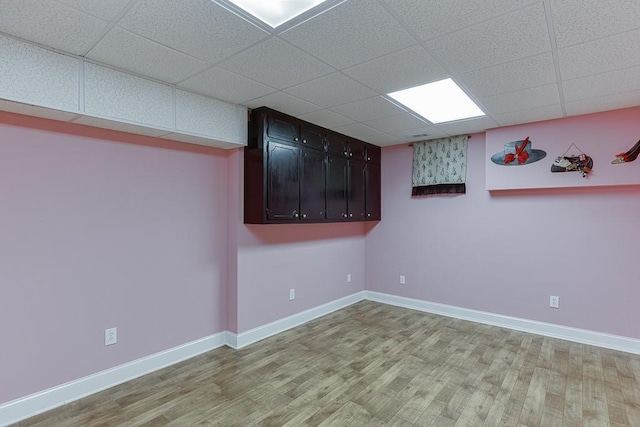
(105, 327), (117, 346)
(289, 288), (295, 301)
(550, 296), (559, 309)
(347, 273), (352, 283)
(400, 275), (406, 285)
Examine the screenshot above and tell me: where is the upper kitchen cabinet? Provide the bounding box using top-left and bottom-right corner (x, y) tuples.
(244, 107), (381, 224)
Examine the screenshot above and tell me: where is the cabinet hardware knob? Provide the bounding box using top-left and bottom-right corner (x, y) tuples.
(293, 213), (299, 218)
(367, 213), (371, 217)
(367, 157), (371, 161)
(294, 137), (299, 141)
(342, 213), (347, 218)
(343, 151), (348, 156)
(302, 213), (307, 218)
(349, 213), (353, 218)
(349, 152), (353, 157)
(302, 139), (307, 144)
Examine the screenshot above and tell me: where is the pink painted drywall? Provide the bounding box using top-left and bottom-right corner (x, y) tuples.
(366, 111), (640, 339)
(0, 113), (229, 404)
(229, 152), (366, 333)
(486, 106), (640, 190)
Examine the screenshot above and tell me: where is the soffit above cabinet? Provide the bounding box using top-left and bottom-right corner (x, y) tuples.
(0, 34), (247, 149)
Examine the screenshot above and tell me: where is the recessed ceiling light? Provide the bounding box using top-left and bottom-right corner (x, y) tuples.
(387, 78), (485, 124)
(227, 0), (330, 28)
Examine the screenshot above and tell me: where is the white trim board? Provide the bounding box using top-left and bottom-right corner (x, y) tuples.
(228, 291), (366, 349)
(0, 291), (366, 426)
(4, 289), (640, 425)
(365, 291), (640, 355)
(0, 333), (227, 426)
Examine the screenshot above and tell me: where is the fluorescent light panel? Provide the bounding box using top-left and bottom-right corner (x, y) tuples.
(388, 78), (485, 124)
(227, 0), (329, 28)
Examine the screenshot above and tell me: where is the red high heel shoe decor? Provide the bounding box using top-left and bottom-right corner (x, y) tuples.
(612, 139), (640, 164)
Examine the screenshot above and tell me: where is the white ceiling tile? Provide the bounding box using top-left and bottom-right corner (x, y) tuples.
(117, 0), (268, 63)
(343, 45), (448, 94)
(563, 66), (640, 102)
(479, 84), (560, 115)
(550, 0), (640, 48)
(461, 52), (557, 98)
(363, 113), (430, 133)
(179, 67), (276, 105)
(558, 29), (640, 80)
(56, 0), (132, 20)
(218, 37), (334, 89)
(244, 92), (323, 116)
(493, 104), (564, 127)
(86, 28), (208, 84)
(425, 3), (550, 73)
(366, 134), (404, 147)
(0, 0), (108, 55)
(297, 110), (355, 129)
(332, 123), (382, 140)
(434, 116), (499, 136)
(284, 73), (376, 108)
(394, 126), (449, 141)
(330, 97), (407, 123)
(565, 91), (640, 117)
(382, 0), (538, 41)
(280, 0), (415, 69)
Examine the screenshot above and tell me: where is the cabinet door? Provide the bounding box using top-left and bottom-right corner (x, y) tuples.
(326, 131), (348, 157)
(365, 163), (381, 220)
(266, 141), (300, 221)
(348, 139), (367, 162)
(300, 148), (326, 221)
(300, 123), (325, 151)
(348, 160), (366, 221)
(365, 144), (381, 164)
(326, 155), (349, 221)
(266, 112), (299, 143)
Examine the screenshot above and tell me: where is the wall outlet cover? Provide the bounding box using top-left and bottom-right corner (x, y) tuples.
(105, 327), (117, 346)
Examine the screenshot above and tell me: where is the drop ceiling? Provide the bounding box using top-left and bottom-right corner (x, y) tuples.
(1, 0), (639, 146)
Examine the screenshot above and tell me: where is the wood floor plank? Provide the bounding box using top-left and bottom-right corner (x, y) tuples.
(12, 301), (640, 427)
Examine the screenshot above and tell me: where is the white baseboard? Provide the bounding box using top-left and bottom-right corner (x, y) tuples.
(229, 291), (366, 349)
(364, 290), (640, 355)
(0, 332), (227, 426)
(5, 289), (640, 425)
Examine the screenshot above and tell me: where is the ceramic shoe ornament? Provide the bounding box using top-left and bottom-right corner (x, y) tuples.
(491, 137), (547, 166)
(612, 139), (640, 164)
(551, 154), (593, 177)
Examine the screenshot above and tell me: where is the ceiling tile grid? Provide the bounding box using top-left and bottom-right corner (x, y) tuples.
(86, 27), (209, 84)
(217, 37), (335, 89)
(0, 0), (639, 146)
(116, 0), (269, 64)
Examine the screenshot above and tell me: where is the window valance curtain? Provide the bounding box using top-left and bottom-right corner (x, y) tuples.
(412, 135), (468, 196)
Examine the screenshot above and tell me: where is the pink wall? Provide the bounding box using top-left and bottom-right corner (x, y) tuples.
(0, 113), (230, 404)
(366, 116), (640, 339)
(230, 152), (366, 333)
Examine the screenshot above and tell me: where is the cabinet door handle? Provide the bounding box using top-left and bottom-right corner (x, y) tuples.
(343, 151), (348, 156)
(349, 152), (353, 157)
(301, 213), (307, 218)
(293, 213), (299, 218)
(302, 139), (307, 144)
(367, 213), (371, 217)
(349, 213), (353, 218)
(342, 213), (347, 218)
(367, 157), (371, 161)
(294, 137), (299, 142)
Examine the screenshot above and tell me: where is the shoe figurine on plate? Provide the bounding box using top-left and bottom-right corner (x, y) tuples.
(612, 139), (640, 164)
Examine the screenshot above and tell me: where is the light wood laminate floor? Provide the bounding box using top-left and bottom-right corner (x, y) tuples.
(14, 301), (640, 426)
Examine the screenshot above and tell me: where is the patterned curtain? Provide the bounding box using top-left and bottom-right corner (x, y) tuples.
(412, 135), (468, 196)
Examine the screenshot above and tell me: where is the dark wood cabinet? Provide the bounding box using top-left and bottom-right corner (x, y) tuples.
(244, 107), (381, 224)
